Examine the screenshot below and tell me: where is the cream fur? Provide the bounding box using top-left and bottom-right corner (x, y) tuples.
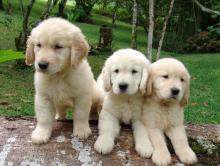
(94, 49), (153, 157)
(143, 58), (197, 165)
(26, 18), (100, 144)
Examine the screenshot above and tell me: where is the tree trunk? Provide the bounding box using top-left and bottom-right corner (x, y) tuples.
(156, 0), (175, 60)
(39, 0), (53, 20)
(32, 0), (53, 28)
(58, 0), (67, 17)
(6, 0), (12, 14)
(112, 1), (119, 25)
(15, 0), (36, 51)
(192, 0), (220, 16)
(53, 0), (59, 7)
(0, 0), (4, 10)
(147, 0), (154, 62)
(131, 0), (138, 49)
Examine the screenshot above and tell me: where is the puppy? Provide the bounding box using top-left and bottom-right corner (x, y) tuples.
(25, 18), (99, 144)
(94, 49), (153, 157)
(142, 58), (197, 165)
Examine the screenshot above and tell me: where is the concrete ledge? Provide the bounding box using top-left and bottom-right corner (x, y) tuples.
(0, 117), (219, 165)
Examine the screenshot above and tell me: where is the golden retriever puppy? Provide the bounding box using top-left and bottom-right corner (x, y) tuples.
(25, 18), (100, 144)
(94, 49), (153, 157)
(142, 58), (197, 165)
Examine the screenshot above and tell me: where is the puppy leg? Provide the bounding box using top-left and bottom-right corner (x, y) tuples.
(94, 110), (120, 154)
(166, 125), (197, 164)
(73, 95), (92, 139)
(32, 95), (55, 144)
(55, 105), (67, 120)
(149, 128), (171, 166)
(132, 120), (153, 158)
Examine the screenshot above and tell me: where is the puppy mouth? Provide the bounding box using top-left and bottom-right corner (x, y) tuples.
(170, 95), (178, 100)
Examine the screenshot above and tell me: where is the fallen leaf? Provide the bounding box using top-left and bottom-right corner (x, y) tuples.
(203, 102), (208, 107)
(0, 100), (10, 106)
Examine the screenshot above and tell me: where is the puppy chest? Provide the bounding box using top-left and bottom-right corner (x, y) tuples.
(50, 83), (75, 107)
(119, 102), (141, 124)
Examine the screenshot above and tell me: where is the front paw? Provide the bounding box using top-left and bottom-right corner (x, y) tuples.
(135, 142), (153, 158)
(73, 123), (91, 139)
(94, 135), (114, 154)
(152, 150), (171, 166)
(178, 148), (197, 164)
(31, 127), (51, 144)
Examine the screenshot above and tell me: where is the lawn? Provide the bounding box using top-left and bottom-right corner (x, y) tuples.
(0, 1), (220, 124)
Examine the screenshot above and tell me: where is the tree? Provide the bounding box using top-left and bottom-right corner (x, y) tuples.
(0, 0), (4, 10)
(73, 0), (98, 22)
(147, 0), (154, 62)
(192, 0), (220, 16)
(156, 0), (175, 60)
(15, 0), (36, 51)
(38, 0), (53, 21)
(57, 0), (68, 17)
(131, 0), (138, 49)
(6, 0), (12, 14)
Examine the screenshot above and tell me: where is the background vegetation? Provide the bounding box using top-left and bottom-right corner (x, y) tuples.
(0, 0), (219, 124)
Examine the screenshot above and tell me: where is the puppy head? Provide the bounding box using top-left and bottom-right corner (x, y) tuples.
(146, 58), (190, 106)
(25, 17), (89, 74)
(102, 48), (150, 95)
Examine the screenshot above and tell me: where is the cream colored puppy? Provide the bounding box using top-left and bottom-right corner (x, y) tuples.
(25, 18), (99, 144)
(94, 49), (153, 157)
(143, 58), (197, 165)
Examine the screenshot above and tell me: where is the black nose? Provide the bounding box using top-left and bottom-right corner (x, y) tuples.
(38, 62), (49, 70)
(171, 87), (180, 95)
(119, 83), (128, 92)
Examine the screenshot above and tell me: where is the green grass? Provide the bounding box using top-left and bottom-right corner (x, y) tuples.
(0, 1), (220, 124)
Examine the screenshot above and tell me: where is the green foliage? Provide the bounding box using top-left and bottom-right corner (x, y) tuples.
(184, 23), (220, 53)
(67, 9), (81, 23)
(0, 50), (24, 63)
(0, 14), (12, 27)
(207, 23), (220, 38)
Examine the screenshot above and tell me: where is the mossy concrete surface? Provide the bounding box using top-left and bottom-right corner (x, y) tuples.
(0, 117), (219, 165)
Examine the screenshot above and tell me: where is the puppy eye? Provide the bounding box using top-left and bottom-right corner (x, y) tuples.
(131, 69), (138, 74)
(162, 75), (169, 79)
(36, 43), (41, 48)
(114, 69), (119, 73)
(181, 78), (185, 82)
(55, 45), (63, 49)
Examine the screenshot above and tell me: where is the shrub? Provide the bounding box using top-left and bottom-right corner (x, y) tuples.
(0, 14), (13, 27)
(184, 23), (220, 53)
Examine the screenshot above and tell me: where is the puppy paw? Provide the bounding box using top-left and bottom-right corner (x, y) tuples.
(73, 124), (91, 139)
(94, 136), (114, 154)
(31, 127), (51, 144)
(135, 142), (153, 158)
(178, 148), (198, 164)
(152, 150), (171, 166)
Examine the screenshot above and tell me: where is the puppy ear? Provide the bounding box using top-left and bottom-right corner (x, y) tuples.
(102, 65), (111, 92)
(180, 79), (190, 107)
(146, 73), (153, 96)
(25, 36), (35, 66)
(71, 32), (90, 68)
(139, 68), (149, 95)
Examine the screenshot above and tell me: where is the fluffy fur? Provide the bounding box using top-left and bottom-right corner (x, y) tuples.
(94, 49), (153, 157)
(142, 58), (197, 165)
(26, 18), (100, 144)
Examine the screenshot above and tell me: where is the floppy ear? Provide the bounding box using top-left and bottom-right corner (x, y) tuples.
(71, 32), (90, 68)
(102, 65), (111, 92)
(180, 79), (190, 107)
(25, 36), (35, 66)
(146, 73), (153, 96)
(139, 67), (149, 95)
